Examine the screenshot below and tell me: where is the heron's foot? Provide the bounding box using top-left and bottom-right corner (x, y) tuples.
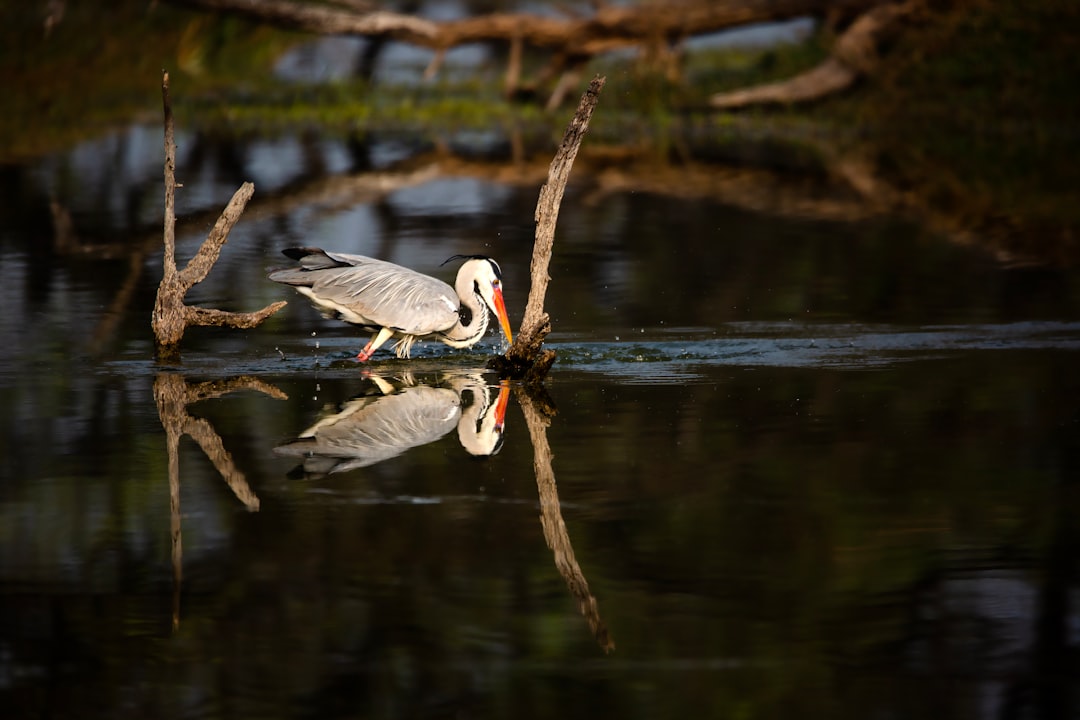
(356, 327), (395, 362)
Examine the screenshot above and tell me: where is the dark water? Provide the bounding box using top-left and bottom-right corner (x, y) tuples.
(2, 125), (1080, 719)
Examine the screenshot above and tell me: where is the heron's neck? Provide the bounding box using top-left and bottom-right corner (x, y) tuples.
(440, 279), (489, 348)
(454, 381), (501, 456)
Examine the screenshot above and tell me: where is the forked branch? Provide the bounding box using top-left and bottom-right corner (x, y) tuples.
(151, 71), (286, 362)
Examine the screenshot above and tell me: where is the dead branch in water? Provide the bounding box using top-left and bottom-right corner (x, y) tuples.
(489, 75), (605, 385)
(151, 70), (286, 362)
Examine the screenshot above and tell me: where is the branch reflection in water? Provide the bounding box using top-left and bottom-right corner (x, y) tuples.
(517, 385), (615, 653)
(153, 373), (287, 630)
(273, 370), (613, 651)
(274, 371), (510, 477)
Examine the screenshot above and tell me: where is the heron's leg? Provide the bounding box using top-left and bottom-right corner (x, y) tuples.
(368, 375), (395, 395)
(357, 327), (395, 362)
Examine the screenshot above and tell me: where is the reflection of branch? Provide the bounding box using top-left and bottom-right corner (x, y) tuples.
(65, 162), (442, 267)
(154, 375), (285, 511)
(168, 415), (182, 632)
(49, 197), (163, 356)
(183, 415), (262, 510)
(185, 376), (291, 403)
(518, 386), (614, 652)
(91, 246), (151, 356)
(154, 373), (287, 629)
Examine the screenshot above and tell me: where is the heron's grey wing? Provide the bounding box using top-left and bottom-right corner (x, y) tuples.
(267, 249), (368, 286)
(335, 386), (461, 452)
(274, 387), (461, 473)
(308, 259), (461, 335)
(270, 247), (363, 275)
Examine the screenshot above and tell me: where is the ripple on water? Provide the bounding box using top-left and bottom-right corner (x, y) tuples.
(96, 321), (1080, 381)
(552, 321), (1080, 376)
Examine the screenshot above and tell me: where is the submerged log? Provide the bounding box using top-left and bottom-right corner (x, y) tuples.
(151, 71), (286, 362)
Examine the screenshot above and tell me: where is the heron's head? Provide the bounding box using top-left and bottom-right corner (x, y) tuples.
(457, 381), (510, 457)
(446, 256), (514, 344)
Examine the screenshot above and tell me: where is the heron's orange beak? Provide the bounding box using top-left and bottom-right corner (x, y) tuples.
(492, 286), (513, 345)
(493, 381), (510, 429)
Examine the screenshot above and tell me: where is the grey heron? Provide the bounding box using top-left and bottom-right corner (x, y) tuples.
(274, 374), (510, 477)
(268, 247), (513, 361)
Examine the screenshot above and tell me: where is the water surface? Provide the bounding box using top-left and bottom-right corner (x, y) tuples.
(1, 126), (1079, 720)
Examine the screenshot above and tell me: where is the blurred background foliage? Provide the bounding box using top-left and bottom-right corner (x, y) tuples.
(1, 0), (1077, 261)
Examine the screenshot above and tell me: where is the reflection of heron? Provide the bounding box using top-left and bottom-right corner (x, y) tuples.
(274, 374), (510, 478)
(268, 247), (513, 361)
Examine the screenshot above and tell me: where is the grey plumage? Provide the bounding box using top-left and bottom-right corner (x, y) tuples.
(274, 374), (508, 478)
(268, 247), (513, 360)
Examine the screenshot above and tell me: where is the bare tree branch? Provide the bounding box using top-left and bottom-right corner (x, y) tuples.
(169, 0), (437, 42)
(152, 70), (286, 361)
(711, 0), (917, 109)
(176, 182), (255, 290)
(710, 58), (858, 109)
(491, 75), (605, 383)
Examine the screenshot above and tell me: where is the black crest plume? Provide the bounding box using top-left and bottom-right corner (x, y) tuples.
(441, 254), (502, 279)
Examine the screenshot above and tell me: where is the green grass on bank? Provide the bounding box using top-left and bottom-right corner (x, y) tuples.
(2, 0), (1077, 259)
(0, 1), (303, 161)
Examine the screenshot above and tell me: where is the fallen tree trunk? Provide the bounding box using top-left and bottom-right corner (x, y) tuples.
(170, 0), (438, 42)
(166, 0), (884, 104)
(711, 0), (917, 109)
(709, 58), (858, 109)
(171, 0), (879, 50)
